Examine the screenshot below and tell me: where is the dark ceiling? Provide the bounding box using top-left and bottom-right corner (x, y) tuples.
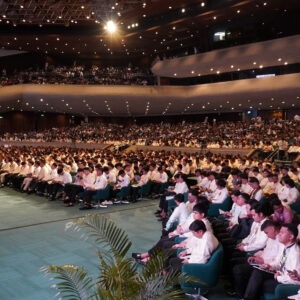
(0, 0), (300, 60)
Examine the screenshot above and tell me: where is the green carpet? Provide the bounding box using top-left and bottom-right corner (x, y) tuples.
(0, 187), (234, 300)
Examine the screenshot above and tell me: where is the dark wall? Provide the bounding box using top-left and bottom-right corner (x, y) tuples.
(0, 111), (74, 133)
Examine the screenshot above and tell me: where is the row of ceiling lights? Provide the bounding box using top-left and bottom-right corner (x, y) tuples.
(1, 96), (299, 115)
(173, 59), (290, 77)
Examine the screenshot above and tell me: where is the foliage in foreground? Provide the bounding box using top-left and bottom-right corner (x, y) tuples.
(41, 214), (199, 300)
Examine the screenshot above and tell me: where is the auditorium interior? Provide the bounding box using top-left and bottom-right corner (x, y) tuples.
(0, 0), (300, 299)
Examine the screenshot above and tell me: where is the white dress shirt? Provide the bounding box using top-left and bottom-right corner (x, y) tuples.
(166, 202), (189, 231)
(242, 218), (268, 252)
(174, 181), (188, 194)
(272, 243), (300, 285)
(211, 187), (229, 204)
(185, 231), (219, 264)
(284, 187), (300, 205)
(93, 175), (107, 190)
(260, 236), (284, 265)
(83, 173), (95, 188)
(154, 172), (168, 183)
(37, 166), (48, 180)
(118, 174), (130, 188)
(57, 172), (72, 185)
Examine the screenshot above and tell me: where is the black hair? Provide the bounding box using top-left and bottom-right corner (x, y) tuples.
(282, 223), (299, 239)
(240, 192), (250, 203)
(261, 220), (277, 231)
(193, 203), (208, 217)
(249, 177), (259, 184)
(232, 190), (241, 197)
(217, 178), (226, 188)
(174, 193), (185, 203)
(189, 220), (207, 232)
(284, 178), (295, 188)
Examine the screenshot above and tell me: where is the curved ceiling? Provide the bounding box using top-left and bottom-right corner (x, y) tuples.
(151, 35), (300, 78)
(0, 73), (300, 116)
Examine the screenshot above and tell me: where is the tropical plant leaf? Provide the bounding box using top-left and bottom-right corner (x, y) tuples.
(41, 265), (94, 300)
(97, 250), (140, 300)
(65, 214), (132, 257)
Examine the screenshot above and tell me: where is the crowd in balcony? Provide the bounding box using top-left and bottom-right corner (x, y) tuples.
(0, 118), (299, 158)
(0, 64), (154, 86)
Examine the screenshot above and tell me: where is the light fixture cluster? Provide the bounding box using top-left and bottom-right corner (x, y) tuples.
(162, 102), (172, 115)
(145, 101), (150, 115)
(104, 100), (113, 114)
(125, 101), (131, 116)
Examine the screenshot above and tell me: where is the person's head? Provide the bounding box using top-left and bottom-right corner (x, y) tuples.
(284, 178), (295, 189)
(57, 167), (64, 175)
(249, 177), (260, 189)
(231, 190), (241, 203)
(208, 172), (215, 181)
(195, 169), (201, 177)
(196, 195), (210, 210)
(174, 193), (185, 205)
(240, 173), (248, 184)
(192, 203), (207, 220)
(238, 193), (250, 206)
(118, 169), (125, 177)
(271, 196), (284, 214)
(51, 163), (57, 169)
(174, 173), (184, 183)
(216, 178), (226, 189)
(252, 167), (259, 175)
(261, 220), (279, 240)
(125, 165), (131, 172)
(103, 166), (109, 174)
(189, 220), (207, 238)
(95, 165), (103, 176)
(188, 190), (198, 203)
(83, 167), (90, 175)
(278, 224), (298, 245)
(251, 202), (270, 222)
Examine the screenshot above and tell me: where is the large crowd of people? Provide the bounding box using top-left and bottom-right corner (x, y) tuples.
(0, 135), (299, 298)
(0, 64), (154, 86)
(1, 118), (299, 157)
(0, 117), (299, 299)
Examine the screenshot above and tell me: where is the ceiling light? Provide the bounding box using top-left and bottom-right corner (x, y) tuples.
(181, 8), (185, 13)
(230, 65), (234, 68)
(104, 20), (117, 33)
(278, 58), (282, 61)
(201, 2), (205, 7)
(284, 61), (288, 65)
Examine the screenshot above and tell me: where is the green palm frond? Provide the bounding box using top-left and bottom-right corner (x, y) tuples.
(134, 269), (187, 300)
(65, 214), (132, 257)
(41, 265), (94, 300)
(97, 250), (140, 299)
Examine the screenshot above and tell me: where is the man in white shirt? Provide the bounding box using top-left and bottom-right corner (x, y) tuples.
(80, 165), (108, 209)
(166, 220), (219, 274)
(208, 178), (229, 204)
(112, 169), (131, 204)
(282, 178), (300, 205)
(242, 223), (300, 300)
(152, 166), (168, 195)
(48, 167), (72, 201)
(36, 163), (58, 195)
(22, 161), (40, 191)
(165, 194), (189, 231)
(157, 173), (188, 219)
(232, 220), (283, 299)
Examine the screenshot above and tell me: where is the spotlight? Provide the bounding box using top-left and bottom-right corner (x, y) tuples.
(104, 20), (117, 33)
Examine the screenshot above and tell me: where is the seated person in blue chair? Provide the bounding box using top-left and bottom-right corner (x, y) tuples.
(232, 220), (283, 298)
(111, 169), (130, 203)
(80, 165), (108, 210)
(132, 203), (211, 263)
(131, 167), (149, 202)
(164, 220), (219, 274)
(151, 166), (168, 195)
(156, 173), (188, 220)
(234, 223), (300, 300)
